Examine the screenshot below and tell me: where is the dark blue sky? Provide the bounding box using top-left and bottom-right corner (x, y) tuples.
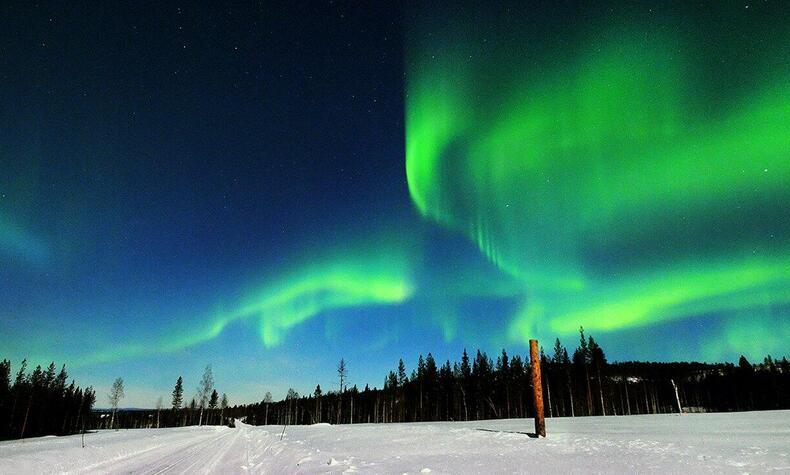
(1, 1), (419, 404)
(1, 1), (787, 406)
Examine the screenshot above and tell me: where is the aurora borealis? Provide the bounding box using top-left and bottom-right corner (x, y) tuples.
(405, 2), (790, 356)
(1, 1), (788, 405)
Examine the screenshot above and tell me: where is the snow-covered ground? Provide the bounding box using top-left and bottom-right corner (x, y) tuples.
(1, 411), (789, 474)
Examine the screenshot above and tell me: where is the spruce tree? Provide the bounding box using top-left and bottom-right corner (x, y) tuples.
(209, 389), (219, 409)
(337, 358), (347, 424)
(552, 338), (564, 364)
(397, 359), (407, 386)
(578, 326), (593, 415)
(220, 393), (228, 425)
(0, 360), (10, 425)
(588, 336), (607, 415)
(460, 349), (471, 379)
(171, 376), (184, 411)
(208, 389), (219, 424)
(313, 385), (322, 423)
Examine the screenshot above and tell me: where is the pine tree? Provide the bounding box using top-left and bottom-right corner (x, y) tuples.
(579, 326), (593, 415)
(385, 371), (397, 422)
(425, 354), (438, 419)
(497, 349), (511, 418)
(540, 347), (553, 417)
(588, 336), (607, 415)
(397, 359), (407, 386)
(189, 397), (197, 425)
(562, 348), (574, 417)
(552, 338), (564, 364)
(19, 365), (44, 438)
(458, 349), (471, 420)
(551, 339), (565, 417)
(0, 360), (10, 436)
(208, 389), (219, 424)
(396, 359), (407, 422)
(439, 360), (452, 420)
(44, 363), (56, 389)
(417, 355), (425, 420)
(313, 385), (322, 423)
(209, 389), (219, 409)
(286, 389), (299, 425)
(337, 358), (347, 424)
(171, 377), (184, 411)
(220, 393), (229, 425)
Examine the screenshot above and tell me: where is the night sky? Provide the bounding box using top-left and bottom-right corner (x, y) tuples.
(1, 1), (788, 406)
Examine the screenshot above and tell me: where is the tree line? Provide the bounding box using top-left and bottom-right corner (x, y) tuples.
(90, 365), (230, 432)
(228, 328), (790, 426)
(3, 328), (788, 439)
(0, 359), (96, 440)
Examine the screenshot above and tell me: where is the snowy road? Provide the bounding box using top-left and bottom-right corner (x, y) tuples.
(1, 411), (789, 474)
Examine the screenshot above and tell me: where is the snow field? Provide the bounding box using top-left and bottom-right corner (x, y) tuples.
(1, 410), (788, 474)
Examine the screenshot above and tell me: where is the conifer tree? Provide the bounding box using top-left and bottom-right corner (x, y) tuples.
(313, 385), (322, 423)
(337, 358), (347, 424)
(0, 360), (10, 435)
(171, 376), (184, 411)
(396, 360), (407, 422)
(209, 389), (219, 424)
(397, 359), (407, 386)
(588, 336), (607, 415)
(220, 393), (228, 425)
(425, 354), (438, 418)
(417, 355), (425, 420)
(578, 326), (593, 415)
(552, 338), (564, 364)
(562, 347), (574, 417)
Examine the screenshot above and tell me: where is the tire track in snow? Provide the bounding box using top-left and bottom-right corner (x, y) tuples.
(133, 429), (236, 474)
(65, 429), (226, 475)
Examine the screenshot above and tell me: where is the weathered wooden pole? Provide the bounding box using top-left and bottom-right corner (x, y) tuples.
(530, 339), (546, 437)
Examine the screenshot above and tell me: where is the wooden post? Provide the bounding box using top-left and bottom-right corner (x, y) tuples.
(530, 339), (546, 437)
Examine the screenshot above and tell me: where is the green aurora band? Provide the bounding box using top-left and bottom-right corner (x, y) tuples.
(406, 7), (790, 357)
(79, 248), (414, 365)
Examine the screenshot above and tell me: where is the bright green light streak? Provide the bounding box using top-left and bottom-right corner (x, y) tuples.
(241, 265), (412, 347)
(406, 20), (790, 347)
(507, 258), (790, 342)
(77, 251), (413, 365)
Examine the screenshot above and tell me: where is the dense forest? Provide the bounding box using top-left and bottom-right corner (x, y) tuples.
(2, 328), (789, 440)
(0, 359), (96, 441)
(231, 329), (790, 426)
